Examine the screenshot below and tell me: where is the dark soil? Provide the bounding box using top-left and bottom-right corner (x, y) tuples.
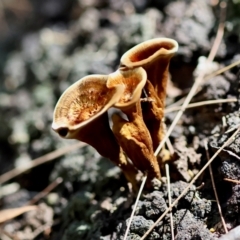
(0, 0), (240, 239)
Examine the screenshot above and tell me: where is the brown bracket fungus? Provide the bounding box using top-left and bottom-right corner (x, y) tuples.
(120, 38), (178, 150)
(107, 67), (161, 182)
(52, 75), (139, 189)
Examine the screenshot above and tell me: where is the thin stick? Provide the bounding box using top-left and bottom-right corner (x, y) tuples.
(165, 98), (237, 113)
(165, 134), (174, 239)
(165, 164), (174, 240)
(205, 59), (240, 81)
(123, 174), (148, 240)
(0, 142), (86, 184)
(224, 178), (240, 184)
(164, 126), (174, 239)
(0, 230), (15, 240)
(27, 177), (63, 205)
(141, 126), (240, 240)
(204, 140), (228, 233)
(32, 223), (52, 239)
(166, 59), (240, 113)
(166, 96), (186, 109)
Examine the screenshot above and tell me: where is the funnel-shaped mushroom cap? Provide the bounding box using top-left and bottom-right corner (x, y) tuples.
(107, 67), (147, 110)
(120, 38), (178, 100)
(52, 75), (124, 138)
(120, 38), (178, 68)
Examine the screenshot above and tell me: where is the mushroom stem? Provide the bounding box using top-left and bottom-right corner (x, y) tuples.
(74, 113), (139, 189)
(141, 80), (164, 150)
(112, 111), (161, 182)
(108, 68), (161, 182)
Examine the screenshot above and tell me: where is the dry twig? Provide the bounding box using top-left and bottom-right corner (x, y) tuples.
(27, 177), (63, 205)
(165, 98), (237, 113)
(123, 174), (148, 240)
(0, 205), (37, 224)
(224, 178), (240, 184)
(0, 142), (86, 184)
(165, 164), (174, 240)
(204, 140), (228, 234)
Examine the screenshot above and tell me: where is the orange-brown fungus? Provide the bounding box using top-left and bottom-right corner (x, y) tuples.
(107, 67), (146, 109)
(120, 38), (178, 151)
(66, 82), (116, 124)
(112, 113), (161, 181)
(53, 75), (124, 132)
(52, 38), (179, 189)
(121, 39), (178, 69)
(128, 42), (175, 63)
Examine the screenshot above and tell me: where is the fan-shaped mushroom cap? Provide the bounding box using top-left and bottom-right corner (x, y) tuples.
(107, 67), (147, 111)
(52, 74), (124, 138)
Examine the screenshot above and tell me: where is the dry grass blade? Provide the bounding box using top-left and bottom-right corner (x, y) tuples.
(140, 126), (240, 240)
(224, 178), (240, 184)
(166, 59), (240, 113)
(204, 140), (228, 234)
(165, 137), (174, 239)
(27, 177), (63, 205)
(205, 59), (240, 81)
(31, 222), (52, 239)
(165, 164), (174, 240)
(0, 142), (86, 184)
(123, 175), (148, 240)
(165, 98), (237, 113)
(0, 205), (37, 223)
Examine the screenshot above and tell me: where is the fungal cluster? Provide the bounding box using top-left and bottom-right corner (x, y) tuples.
(52, 38), (178, 189)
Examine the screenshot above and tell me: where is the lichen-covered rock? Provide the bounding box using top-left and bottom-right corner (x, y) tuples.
(209, 111), (240, 228)
(137, 191), (167, 220)
(162, 181), (195, 207)
(225, 184), (240, 221)
(190, 198), (212, 219)
(117, 181), (213, 239)
(117, 216), (160, 240)
(174, 209), (217, 240)
(163, 0), (214, 54)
